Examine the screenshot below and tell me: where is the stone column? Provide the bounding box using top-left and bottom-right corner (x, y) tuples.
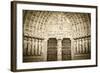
(88, 38), (91, 52)
(71, 39), (74, 60)
(35, 39), (37, 55)
(28, 38), (31, 56)
(42, 38), (48, 61)
(33, 39), (36, 55)
(76, 39), (79, 54)
(79, 39), (82, 53)
(85, 38), (88, 53)
(38, 40), (41, 55)
(37, 39), (39, 55)
(74, 40), (77, 54)
(86, 38), (88, 53)
(23, 37), (27, 56)
(32, 39), (34, 55)
(82, 39), (85, 53)
(40, 40), (42, 55)
(57, 39), (62, 61)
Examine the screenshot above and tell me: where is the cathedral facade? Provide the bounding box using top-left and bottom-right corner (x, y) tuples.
(23, 10), (91, 62)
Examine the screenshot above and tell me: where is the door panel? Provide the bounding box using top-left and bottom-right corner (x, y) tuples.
(62, 38), (71, 60)
(47, 38), (57, 61)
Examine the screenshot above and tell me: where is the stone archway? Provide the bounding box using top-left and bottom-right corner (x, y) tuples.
(23, 10), (91, 62)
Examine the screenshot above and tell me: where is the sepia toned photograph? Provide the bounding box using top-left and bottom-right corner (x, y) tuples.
(23, 11), (91, 62)
(11, 1), (97, 71)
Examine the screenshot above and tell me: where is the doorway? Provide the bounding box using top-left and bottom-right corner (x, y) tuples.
(47, 38), (57, 61)
(62, 38), (71, 60)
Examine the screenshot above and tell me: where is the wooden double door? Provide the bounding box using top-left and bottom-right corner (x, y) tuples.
(47, 38), (71, 61)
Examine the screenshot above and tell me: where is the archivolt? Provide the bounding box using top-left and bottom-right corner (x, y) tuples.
(23, 10), (90, 39)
